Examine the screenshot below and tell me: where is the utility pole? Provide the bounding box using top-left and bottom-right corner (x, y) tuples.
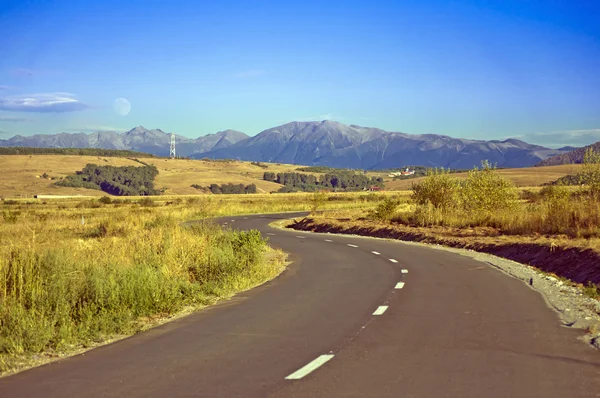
(170, 133), (176, 159)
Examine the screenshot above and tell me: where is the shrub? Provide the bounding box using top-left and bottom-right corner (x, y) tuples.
(460, 161), (518, 214)
(369, 196), (401, 221)
(310, 190), (328, 214)
(139, 198), (156, 207)
(99, 196), (112, 204)
(411, 168), (460, 212)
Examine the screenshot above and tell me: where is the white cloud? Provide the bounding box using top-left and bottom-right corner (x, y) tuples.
(0, 115), (29, 122)
(520, 128), (600, 148)
(233, 69), (265, 78)
(67, 125), (128, 133)
(293, 113), (338, 122)
(0, 93), (89, 113)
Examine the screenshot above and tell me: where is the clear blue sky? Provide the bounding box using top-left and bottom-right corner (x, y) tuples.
(0, 0), (599, 147)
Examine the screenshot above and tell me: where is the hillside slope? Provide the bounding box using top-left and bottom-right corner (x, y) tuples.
(199, 121), (569, 169)
(536, 142), (599, 166)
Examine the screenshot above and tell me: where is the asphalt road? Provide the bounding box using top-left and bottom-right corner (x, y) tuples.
(1, 212), (599, 397)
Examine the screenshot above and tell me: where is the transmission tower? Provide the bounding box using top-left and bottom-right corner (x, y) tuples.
(170, 133), (176, 159)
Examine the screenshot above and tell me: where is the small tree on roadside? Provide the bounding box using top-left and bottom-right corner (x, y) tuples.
(460, 160), (518, 214)
(310, 190), (328, 214)
(411, 168), (460, 213)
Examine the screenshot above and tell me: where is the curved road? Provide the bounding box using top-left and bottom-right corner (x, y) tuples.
(1, 212), (599, 397)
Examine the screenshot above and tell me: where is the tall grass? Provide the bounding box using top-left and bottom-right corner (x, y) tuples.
(394, 164), (600, 239)
(0, 203), (285, 372)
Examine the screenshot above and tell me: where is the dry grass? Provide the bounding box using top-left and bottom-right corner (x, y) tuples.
(0, 155), (391, 198)
(385, 164), (582, 190)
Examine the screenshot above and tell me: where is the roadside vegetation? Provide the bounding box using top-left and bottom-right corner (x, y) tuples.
(0, 191), (388, 373)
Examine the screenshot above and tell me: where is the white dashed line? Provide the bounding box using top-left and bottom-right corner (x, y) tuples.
(401, 269), (408, 274)
(389, 259), (398, 263)
(285, 355), (335, 380)
(324, 239), (333, 242)
(231, 220), (235, 222)
(244, 217), (248, 220)
(296, 236), (306, 239)
(347, 244), (359, 248)
(395, 282), (405, 289)
(267, 233), (276, 236)
(373, 306), (388, 316)
(372, 251), (380, 255)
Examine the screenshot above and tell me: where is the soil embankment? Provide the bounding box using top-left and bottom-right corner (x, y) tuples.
(289, 217), (600, 285)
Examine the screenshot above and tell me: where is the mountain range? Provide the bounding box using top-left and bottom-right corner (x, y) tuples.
(0, 121), (573, 169)
(0, 127), (248, 158)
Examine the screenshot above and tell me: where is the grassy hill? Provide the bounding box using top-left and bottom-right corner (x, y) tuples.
(0, 155), (328, 197)
(0, 155), (580, 198)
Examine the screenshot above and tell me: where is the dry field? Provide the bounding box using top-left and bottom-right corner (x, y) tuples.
(0, 154), (579, 198)
(385, 164), (582, 190)
(0, 156), (314, 198)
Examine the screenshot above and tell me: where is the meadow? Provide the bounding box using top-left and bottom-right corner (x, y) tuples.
(0, 154), (576, 198)
(0, 192), (386, 374)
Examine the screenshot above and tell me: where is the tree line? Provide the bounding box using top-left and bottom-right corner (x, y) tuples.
(264, 171), (383, 192)
(208, 183), (257, 194)
(56, 164), (160, 196)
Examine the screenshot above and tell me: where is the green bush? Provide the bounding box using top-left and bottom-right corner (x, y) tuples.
(460, 161), (518, 214)
(99, 196), (112, 205)
(369, 196), (401, 221)
(411, 168), (460, 212)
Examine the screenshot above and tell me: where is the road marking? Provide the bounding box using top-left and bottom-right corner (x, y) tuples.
(373, 306), (388, 315)
(223, 222), (228, 225)
(372, 251), (380, 255)
(324, 239), (333, 242)
(401, 269), (408, 274)
(395, 282), (405, 289)
(389, 259), (398, 263)
(231, 220), (235, 222)
(347, 244), (359, 248)
(296, 236), (306, 239)
(244, 217), (248, 220)
(285, 355), (335, 380)
(260, 215), (265, 218)
(267, 233), (276, 236)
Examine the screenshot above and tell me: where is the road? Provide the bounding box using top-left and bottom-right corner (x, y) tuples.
(1, 212), (599, 397)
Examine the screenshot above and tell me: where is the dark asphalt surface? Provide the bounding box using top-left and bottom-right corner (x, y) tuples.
(1, 212), (599, 397)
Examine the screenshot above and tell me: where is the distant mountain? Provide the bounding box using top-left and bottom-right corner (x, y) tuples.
(0, 121), (572, 169)
(197, 120), (571, 169)
(0, 126), (249, 157)
(536, 142), (599, 166)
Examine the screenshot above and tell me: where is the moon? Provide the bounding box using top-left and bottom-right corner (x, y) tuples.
(113, 98), (131, 116)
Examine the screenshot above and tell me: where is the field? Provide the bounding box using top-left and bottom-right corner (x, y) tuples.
(3, 154), (578, 199)
(385, 164), (582, 190)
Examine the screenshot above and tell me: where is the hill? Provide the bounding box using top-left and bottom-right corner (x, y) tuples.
(198, 121), (569, 169)
(536, 142), (600, 166)
(1, 121), (570, 169)
(0, 126), (248, 158)
(0, 155), (315, 198)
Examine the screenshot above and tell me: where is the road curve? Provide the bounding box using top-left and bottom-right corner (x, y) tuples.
(1, 212), (599, 397)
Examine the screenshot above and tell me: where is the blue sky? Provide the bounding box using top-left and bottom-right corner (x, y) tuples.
(0, 0), (599, 147)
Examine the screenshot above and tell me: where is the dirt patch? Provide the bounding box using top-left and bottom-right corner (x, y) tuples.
(289, 218), (600, 285)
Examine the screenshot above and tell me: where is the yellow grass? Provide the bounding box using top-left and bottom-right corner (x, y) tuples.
(385, 164), (582, 190)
